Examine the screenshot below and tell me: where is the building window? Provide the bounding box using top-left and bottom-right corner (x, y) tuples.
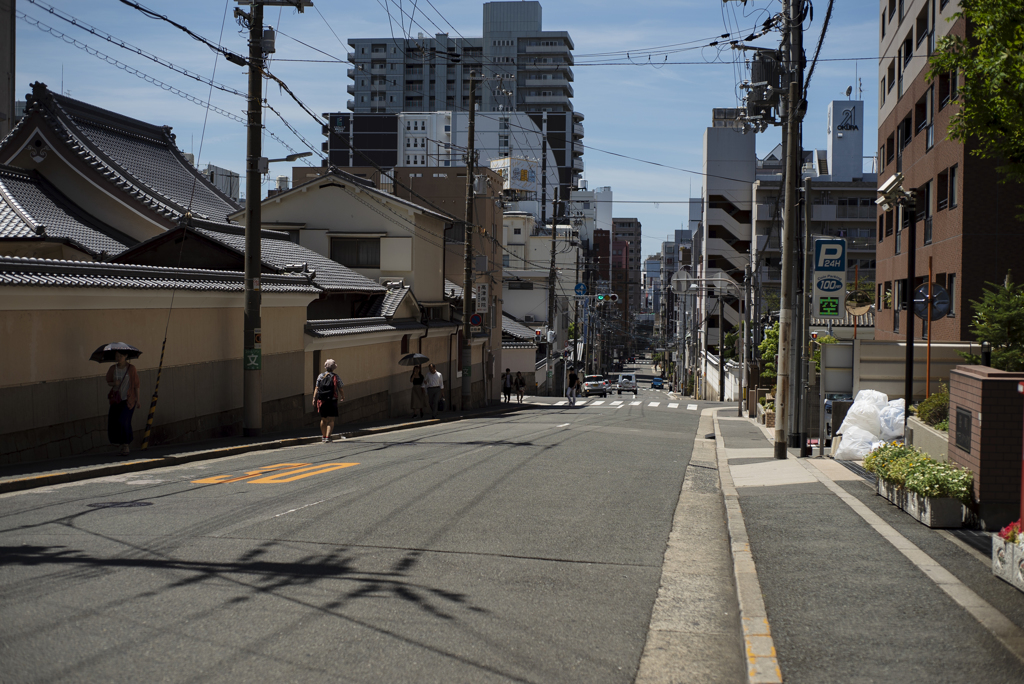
(884, 281), (892, 309)
(916, 5), (930, 48)
(330, 237), (381, 268)
(881, 12), (886, 38)
(937, 168), (949, 210)
(949, 165), (958, 207)
(513, 227), (522, 235)
(947, 273), (956, 315)
(920, 180), (933, 244)
(879, 215), (885, 242)
(503, 254), (510, 267)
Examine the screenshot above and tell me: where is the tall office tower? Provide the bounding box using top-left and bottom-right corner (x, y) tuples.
(345, 1), (582, 197)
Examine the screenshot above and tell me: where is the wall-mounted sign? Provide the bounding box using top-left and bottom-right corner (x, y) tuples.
(476, 283), (489, 313)
(813, 238), (847, 318)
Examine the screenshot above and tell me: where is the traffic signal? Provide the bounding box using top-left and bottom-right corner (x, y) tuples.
(609, 293), (619, 303)
(596, 294), (606, 301)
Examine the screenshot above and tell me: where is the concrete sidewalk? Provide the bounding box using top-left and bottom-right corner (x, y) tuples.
(714, 409), (1024, 683)
(0, 401), (531, 494)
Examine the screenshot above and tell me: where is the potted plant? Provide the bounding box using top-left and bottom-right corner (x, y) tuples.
(993, 520), (1023, 591)
(865, 443), (972, 528)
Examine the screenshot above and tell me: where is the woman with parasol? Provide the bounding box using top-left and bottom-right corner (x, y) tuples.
(93, 343), (142, 455)
(400, 353), (430, 419)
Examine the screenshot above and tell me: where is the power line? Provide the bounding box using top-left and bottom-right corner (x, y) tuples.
(23, 0), (246, 98)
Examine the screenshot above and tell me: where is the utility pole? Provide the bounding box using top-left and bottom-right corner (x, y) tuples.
(740, 265), (750, 416)
(242, 0), (265, 437)
(544, 113), (556, 396)
(462, 71), (477, 411)
(800, 175), (814, 455)
(774, 0), (804, 459)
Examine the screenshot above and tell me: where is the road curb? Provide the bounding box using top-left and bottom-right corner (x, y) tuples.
(712, 409), (784, 684)
(0, 403), (529, 495)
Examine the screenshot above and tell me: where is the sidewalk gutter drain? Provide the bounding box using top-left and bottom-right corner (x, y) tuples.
(86, 502), (153, 508)
(704, 433), (716, 439)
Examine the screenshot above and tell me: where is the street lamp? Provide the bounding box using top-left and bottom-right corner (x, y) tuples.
(258, 151), (313, 174)
(876, 172), (918, 436)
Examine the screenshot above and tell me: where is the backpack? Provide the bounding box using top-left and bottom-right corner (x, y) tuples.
(316, 372), (336, 401)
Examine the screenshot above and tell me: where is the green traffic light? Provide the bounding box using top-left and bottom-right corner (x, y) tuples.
(597, 294), (605, 301)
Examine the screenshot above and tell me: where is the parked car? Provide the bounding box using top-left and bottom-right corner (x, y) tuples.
(652, 377), (664, 389)
(582, 375), (608, 397)
(617, 373), (638, 395)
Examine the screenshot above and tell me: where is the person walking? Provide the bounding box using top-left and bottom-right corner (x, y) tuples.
(313, 359), (344, 442)
(424, 362), (444, 418)
(566, 367), (579, 407)
(409, 364), (428, 418)
(501, 368), (513, 403)
(514, 371), (526, 403)
(106, 351), (140, 455)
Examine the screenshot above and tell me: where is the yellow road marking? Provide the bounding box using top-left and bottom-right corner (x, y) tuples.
(192, 463), (310, 484)
(249, 463), (358, 483)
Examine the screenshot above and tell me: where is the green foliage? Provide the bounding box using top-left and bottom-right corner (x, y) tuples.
(723, 329), (739, 360)
(916, 383), (950, 427)
(812, 335), (840, 373)
(929, 0), (1024, 204)
(763, 401), (775, 413)
(758, 321), (779, 386)
(934, 419), (950, 432)
(865, 443), (974, 505)
(958, 272), (1024, 371)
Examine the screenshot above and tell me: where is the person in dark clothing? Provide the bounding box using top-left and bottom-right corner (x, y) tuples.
(566, 368), (579, 406)
(410, 364), (428, 418)
(502, 368), (513, 402)
(514, 371), (526, 403)
(313, 359), (344, 442)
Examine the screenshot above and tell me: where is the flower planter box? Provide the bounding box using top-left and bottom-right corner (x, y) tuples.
(992, 537), (1017, 585)
(914, 492), (963, 528)
(755, 403), (776, 428)
(875, 479), (962, 528)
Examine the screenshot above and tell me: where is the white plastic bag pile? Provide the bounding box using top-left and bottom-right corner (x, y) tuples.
(833, 390), (905, 461)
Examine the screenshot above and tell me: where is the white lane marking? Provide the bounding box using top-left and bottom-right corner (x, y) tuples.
(668, 403), (679, 408)
(274, 499), (325, 518)
(630, 401), (642, 406)
(592, 400), (605, 405)
(687, 404), (698, 410)
(648, 402), (660, 407)
(555, 401), (568, 406)
(557, 423), (570, 428)
(611, 400), (623, 406)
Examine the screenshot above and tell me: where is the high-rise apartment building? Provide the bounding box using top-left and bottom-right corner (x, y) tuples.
(612, 218), (642, 319)
(875, 0), (1024, 343)
(345, 1), (583, 196)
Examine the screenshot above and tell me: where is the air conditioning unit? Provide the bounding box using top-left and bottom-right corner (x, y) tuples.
(378, 277), (405, 287)
(524, 315), (536, 323)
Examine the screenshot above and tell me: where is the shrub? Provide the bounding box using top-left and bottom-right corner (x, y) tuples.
(764, 401), (775, 412)
(916, 383), (949, 427)
(865, 442), (974, 505)
(934, 419), (949, 432)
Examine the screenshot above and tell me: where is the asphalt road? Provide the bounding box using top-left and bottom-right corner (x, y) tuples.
(0, 367), (710, 683)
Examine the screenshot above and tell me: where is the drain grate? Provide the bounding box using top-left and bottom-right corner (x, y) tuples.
(837, 460), (875, 483)
(86, 502), (153, 508)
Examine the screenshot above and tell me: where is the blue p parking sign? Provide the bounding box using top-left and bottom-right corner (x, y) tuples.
(813, 238), (847, 318)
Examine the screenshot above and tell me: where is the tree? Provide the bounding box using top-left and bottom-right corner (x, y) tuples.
(929, 1), (1024, 198)
(959, 271), (1024, 371)
(758, 321), (779, 388)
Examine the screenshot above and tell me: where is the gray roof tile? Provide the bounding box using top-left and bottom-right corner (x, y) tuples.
(0, 255), (318, 293)
(305, 317), (425, 338)
(0, 165), (135, 256)
(502, 314), (537, 341)
(194, 227), (385, 293)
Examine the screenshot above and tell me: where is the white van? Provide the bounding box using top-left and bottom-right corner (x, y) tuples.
(617, 373), (637, 395)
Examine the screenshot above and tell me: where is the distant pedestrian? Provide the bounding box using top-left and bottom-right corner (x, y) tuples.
(314, 359), (344, 442)
(566, 368), (579, 407)
(502, 367), (513, 402)
(106, 351), (140, 455)
(424, 362), (444, 418)
(410, 364), (428, 418)
(514, 371), (526, 403)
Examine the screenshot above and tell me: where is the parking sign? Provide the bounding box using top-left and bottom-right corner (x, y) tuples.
(813, 238), (846, 318)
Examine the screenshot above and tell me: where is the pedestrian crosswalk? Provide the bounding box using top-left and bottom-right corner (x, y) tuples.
(527, 398), (702, 412)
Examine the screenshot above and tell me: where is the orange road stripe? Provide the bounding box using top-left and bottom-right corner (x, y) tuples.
(249, 463), (358, 483)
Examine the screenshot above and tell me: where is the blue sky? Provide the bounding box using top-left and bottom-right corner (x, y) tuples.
(14, 0), (880, 259)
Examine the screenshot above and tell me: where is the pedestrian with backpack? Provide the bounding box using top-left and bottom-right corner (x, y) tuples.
(313, 359), (344, 442)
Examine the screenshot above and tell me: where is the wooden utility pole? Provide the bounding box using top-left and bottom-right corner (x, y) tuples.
(462, 71), (477, 411)
(242, 0), (265, 437)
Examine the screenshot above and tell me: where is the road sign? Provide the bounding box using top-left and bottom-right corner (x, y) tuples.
(469, 313), (483, 326)
(813, 238), (847, 318)
(575, 283), (587, 296)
